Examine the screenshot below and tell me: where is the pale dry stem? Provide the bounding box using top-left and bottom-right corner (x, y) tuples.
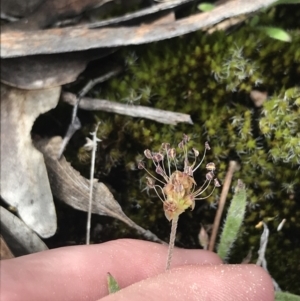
(86, 122), (101, 245)
(208, 160), (239, 252)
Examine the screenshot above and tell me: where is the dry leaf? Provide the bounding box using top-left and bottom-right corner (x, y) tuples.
(1, 0), (278, 58)
(0, 206), (48, 257)
(1, 49), (114, 90)
(34, 136), (164, 244)
(0, 83), (60, 238)
(2, 0), (113, 31)
(0, 235), (14, 260)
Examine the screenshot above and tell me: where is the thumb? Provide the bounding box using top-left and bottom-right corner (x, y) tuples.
(100, 264), (274, 301)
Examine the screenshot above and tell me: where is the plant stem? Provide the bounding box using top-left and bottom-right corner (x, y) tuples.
(209, 160), (239, 252)
(86, 122), (101, 245)
(165, 214), (179, 271)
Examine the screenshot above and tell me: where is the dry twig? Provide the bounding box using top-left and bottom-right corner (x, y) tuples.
(208, 160), (240, 252)
(58, 68), (121, 158)
(62, 92), (193, 125)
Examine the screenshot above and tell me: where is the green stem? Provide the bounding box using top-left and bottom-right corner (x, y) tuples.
(166, 215), (179, 271)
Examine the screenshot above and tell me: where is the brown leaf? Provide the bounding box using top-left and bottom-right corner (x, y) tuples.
(34, 136), (164, 244)
(0, 235), (14, 260)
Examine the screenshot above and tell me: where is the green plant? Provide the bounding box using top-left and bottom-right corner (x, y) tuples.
(217, 179), (247, 261)
(275, 291), (300, 301)
(107, 273), (120, 294)
(217, 181), (300, 299)
(198, 3), (215, 12)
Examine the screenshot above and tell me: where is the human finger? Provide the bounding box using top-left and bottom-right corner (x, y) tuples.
(100, 264), (274, 301)
(1, 238), (222, 301)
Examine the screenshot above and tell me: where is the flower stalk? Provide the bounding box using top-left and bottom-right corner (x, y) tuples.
(165, 215), (179, 270)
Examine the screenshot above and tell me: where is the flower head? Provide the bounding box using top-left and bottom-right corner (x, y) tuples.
(138, 135), (220, 221)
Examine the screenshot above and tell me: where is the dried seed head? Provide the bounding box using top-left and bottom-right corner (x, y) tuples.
(205, 142), (211, 150)
(161, 143), (170, 151)
(206, 162), (216, 172)
(144, 149), (152, 159)
(140, 135), (220, 222)
(146, 177), (155, 188)
(214, 178), (221, 187)
(206, 171), (214, 181)
(153, 153), (164, 162)
(155, 165), (164, 176)
(192, 148), (199, 157)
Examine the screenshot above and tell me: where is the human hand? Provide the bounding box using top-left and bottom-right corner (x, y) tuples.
(1, 239), (274, 301)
